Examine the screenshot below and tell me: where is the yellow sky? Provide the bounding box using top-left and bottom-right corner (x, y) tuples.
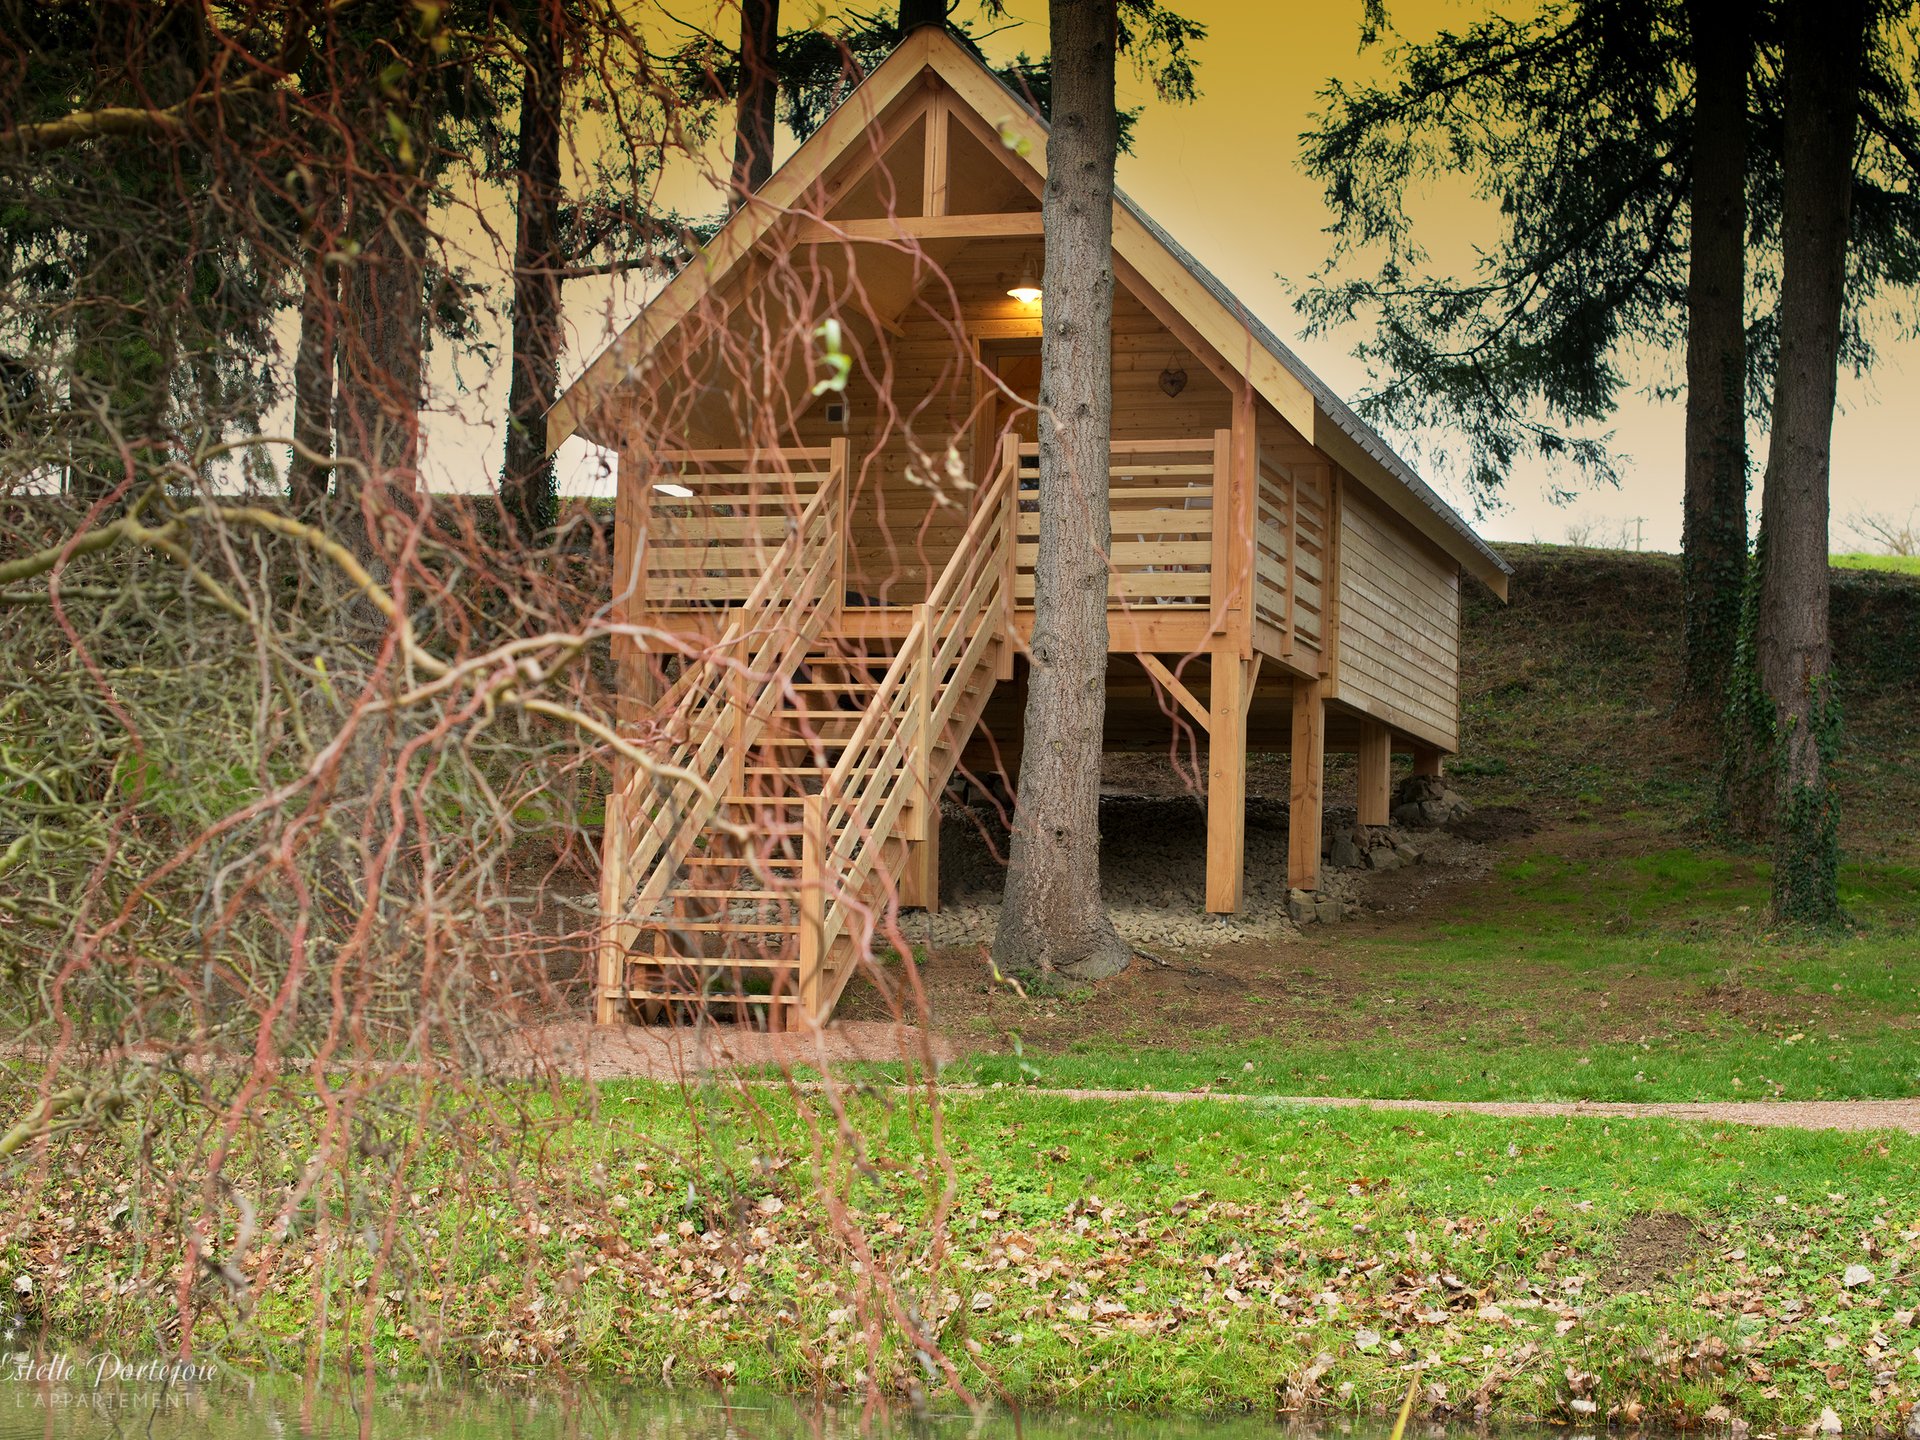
(514, 1), (1920, 551)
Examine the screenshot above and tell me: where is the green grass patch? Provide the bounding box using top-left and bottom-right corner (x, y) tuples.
(15, 1081), (1914, 1429)
(1833, 552), (1920, 575)
(911, 847), (1920, 1105)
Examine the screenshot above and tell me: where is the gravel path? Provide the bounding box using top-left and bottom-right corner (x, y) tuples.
(935, 1086), (1920, 1134)
(498, 1028), (1920, 1134)
(43, 1027), (1913, 1135)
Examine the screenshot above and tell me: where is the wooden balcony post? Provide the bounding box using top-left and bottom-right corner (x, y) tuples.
(799, 793), (826, 1021)
(1205, 651), (1248, 914)
(1357, 719), (1392, 828)
(829, 436), (851, 627)
(1288, 677), (1326, 892)
(1413, 744), (1444, 778)
(1232, 387), (1257, 660)
(1208, 427), (1233, 638)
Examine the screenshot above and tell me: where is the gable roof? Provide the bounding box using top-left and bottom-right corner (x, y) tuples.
(548, 27), (1511, 596)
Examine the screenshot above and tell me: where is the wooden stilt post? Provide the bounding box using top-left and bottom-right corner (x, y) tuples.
(1357, 719), (1391, 828)
(901, 813), (942, 912)
(595, 790), (628, 1025)
(1288, 677), (1326, 892)
(1413, 744), (1444, 778)
(1205, 653), (1248, 913)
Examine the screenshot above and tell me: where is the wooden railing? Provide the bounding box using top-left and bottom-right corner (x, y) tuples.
(794, 438), (1019, 1016)
(1253, 444), (1332, 664)
(633, 443), (848, 615)
(1012, 437), (1219, 610)
(596, 445), (849, 1020)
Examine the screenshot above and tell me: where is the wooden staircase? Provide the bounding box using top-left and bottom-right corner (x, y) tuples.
(596, 440), (1019, 1028)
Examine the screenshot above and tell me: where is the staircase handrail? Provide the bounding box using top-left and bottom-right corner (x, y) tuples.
(604, 442), (848, 933)
(801, 443), (1018, 988)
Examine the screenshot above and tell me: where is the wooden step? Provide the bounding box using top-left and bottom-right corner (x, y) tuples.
(669, 888), (799, 903)
(680, 854), (801, 870)
(615, 990), (802, 1005)
(621, 955), (797, 972)
(636, 918), (800, 935)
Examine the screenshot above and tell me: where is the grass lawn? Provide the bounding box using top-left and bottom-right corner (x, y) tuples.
(9, 1079), (1919, 1431)
(1833, 552), (1920, 576)
(842, 829), (1920, 1105)
(872, 548), (1917, 1108)
(9, 546), (1918, 1433)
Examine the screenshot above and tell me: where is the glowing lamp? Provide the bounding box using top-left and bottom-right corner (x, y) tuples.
(1007, 259), (1043, 306)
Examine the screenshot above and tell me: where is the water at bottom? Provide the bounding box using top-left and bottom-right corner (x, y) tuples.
(0, 1362), (1561, 1440)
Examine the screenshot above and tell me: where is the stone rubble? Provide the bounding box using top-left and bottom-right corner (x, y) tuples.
(1390, 771), (1474, 829)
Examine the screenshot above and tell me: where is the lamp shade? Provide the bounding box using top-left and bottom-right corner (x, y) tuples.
(1007, 257), (1042, 306)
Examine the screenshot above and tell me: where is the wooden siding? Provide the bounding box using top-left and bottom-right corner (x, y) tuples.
(1250, 429), (1331, 666)
(1333, 484), (1461, 750)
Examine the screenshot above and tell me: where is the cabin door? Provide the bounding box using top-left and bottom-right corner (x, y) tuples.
(989, 347), (1042, 449)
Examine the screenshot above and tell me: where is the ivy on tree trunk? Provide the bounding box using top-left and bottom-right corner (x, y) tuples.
(1738, 0), (1868, 925)
(501, 3), (565, 541)
(1679, 0), (1750, 714)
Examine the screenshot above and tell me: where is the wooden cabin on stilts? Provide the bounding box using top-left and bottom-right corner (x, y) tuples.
(547, 28), (1511, 1030)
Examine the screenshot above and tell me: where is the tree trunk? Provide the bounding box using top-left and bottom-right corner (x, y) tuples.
(335, 210), (425, 500)
(288, 208), (337, 513)
(1679, 0), (1749, 711)
(899, 0), (947, 31)
(729, 0), (779, 202)
(502, 5), (566, 540)
(1752, 0), (1867, 924)
(331, 12), (434, 535)
(993, 0), (1130, 982)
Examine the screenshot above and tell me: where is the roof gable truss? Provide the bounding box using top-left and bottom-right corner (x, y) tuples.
(549, 28), (1508, 595)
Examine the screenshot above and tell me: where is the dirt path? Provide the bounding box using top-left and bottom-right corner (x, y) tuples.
(495, 1019), (956, 1082)
(498, 1026), (1920, 1134)
(932, 1086), (1920, 1135)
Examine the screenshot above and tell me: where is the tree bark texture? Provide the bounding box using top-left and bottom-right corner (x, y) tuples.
(330, 10), (435, 521)
(335, 208), (425, 497)
(1753, 0), (1868, 923)
(1679, 0), (1750, 712)
(502, 4), (566, 539)
(993, 0), (1130, 982)
(288, 200), (338, 513)
(729, 0), (780, 202)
